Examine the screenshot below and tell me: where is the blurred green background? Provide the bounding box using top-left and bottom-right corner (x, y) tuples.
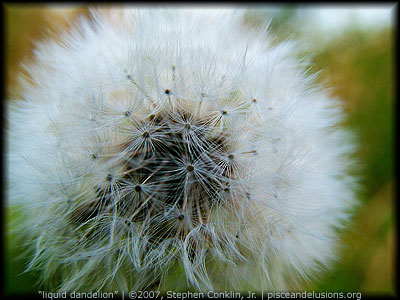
(4, 4), (396, 296)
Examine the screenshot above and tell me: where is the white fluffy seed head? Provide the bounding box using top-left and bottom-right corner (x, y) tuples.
(7, 8), (357, 292)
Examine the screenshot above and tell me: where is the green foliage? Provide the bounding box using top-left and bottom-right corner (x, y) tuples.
(309, 27), (394, 295)
(5, 207), (38, 295)
(313, 28), (394, 201)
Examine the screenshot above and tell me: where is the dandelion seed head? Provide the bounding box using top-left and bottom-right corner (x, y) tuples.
(7, 7), (357, 292)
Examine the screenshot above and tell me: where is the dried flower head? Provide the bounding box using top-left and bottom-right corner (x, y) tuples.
(7, 8), (356, 292)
